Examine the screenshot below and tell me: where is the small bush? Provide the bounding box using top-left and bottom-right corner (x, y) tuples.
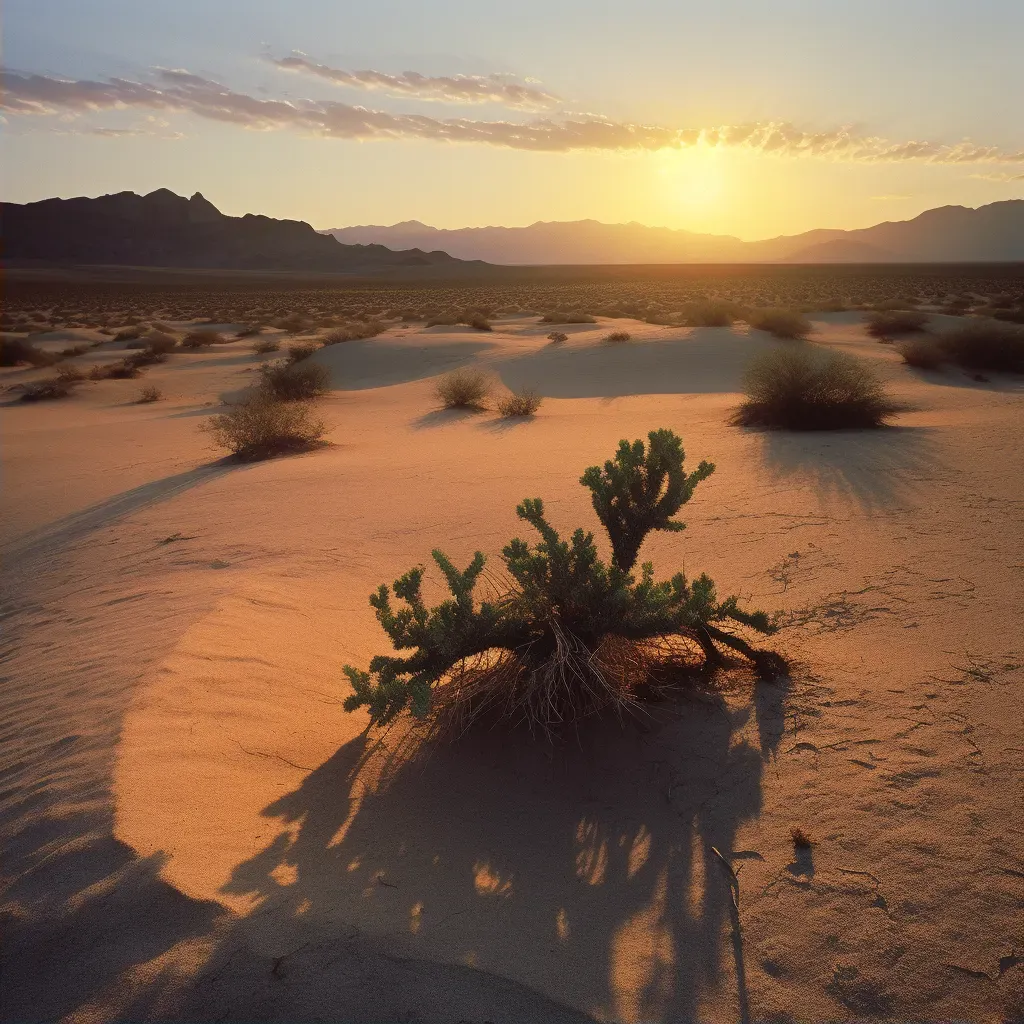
(235, 324), (263, 338)
(60, 344), (89, 358)
(606, 330), (632, 343)
(464, 314), (492, 331)
(434, 368), (491, 409)
(899, 338), (945, 370)
(546, 331), (568, 344)
(865, 310), (929, 339)
(940, 322), (1024, 372)
(682, 300), (744, 326)
(790, 827), (814, 849)
(201, 395), (326, 460)
(19, 368), (84, 401)
(497, 389), (542, 417)
(253, 338), (281, 355)
(144, 331), (178, 354)
(286, 341), (320, 364)
(136, 385), (163, 403)
(748, 308), (813, 339)
(540, 312), (596, 324)
(1, 338), (58, 367)
(114, 326), (143, 341)
(150, 321), (175, 334)
(181, 329), (223, 349)
(425, 314), (460, 328)
(735, 347), (898, 430)
(322, 320), (386, 344)
(105, 359), (145, 379)
(257, 360), (331, 401)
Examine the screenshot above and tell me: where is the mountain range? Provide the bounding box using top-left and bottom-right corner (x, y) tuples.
(324, 200), (1024, 264)
(2, 189), (471, 272)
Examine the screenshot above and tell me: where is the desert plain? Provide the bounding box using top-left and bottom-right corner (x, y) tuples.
(2, 275), (1023, 1024)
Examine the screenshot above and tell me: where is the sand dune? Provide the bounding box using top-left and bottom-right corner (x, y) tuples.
(2, 314), (1023, 1022)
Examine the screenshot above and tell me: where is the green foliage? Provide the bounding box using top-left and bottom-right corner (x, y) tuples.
(344, 430), (780, 730)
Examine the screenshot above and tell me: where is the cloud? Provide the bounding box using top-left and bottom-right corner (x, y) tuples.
(970, 171), (1024, 182)
(267, 54), (560, 110)
(3, 68), (1024, 167)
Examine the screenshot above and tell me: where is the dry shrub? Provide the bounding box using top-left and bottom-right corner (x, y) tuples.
(257, 360), (331, 401)
(546, 331), (568, 343)
(322, 320), (385, 345)
(748, 308), (813, 339)
(113, 326), (143, 341)
(434, 367), (491, 409)
(425, 313), (460, 327)
(235, 324), (263, 338)
(940, 321), (1024, 372)
(60, 344), (89, 358)
(105, 359), (145, 379)
(683, 300), (744, 326)
(899, 337), (945, 370)
(201, 395), (326, 460)
(606, 330), (632, 343)
(150, 321), (174, 333)
(181, 329), (223, 349)
(464, 314), (492, 331)
(253, 338), (281, 355)
(19, 367), (84, 401)
(286, 341), (321, 364)
(865, 310), (929, 339)
(1, 338), (58, 367)
(540, 312), (596, 324)
(143, 331), (178, 354)
(136, 385), (163, 403)
(497, 389), (542, 417)
(735, 347), (898, 430)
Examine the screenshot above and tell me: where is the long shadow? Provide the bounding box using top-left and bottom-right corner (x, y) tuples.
(752, 424), (946, 513)
(205, 684), (783, 1022)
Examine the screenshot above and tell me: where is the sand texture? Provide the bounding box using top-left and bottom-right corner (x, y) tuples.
(2, 313), (1023, 1023)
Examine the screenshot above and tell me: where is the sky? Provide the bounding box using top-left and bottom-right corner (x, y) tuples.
(2, 0), (1023, 240)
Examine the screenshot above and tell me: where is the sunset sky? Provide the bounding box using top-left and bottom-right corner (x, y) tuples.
(3, 0), (1023, 240)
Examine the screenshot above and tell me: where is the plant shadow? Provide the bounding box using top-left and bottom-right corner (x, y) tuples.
(411, 406), (487, 429)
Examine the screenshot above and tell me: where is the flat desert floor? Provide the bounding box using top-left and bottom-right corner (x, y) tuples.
(2, 313), (1023, 1023)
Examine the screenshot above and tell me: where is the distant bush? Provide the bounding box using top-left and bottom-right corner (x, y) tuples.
(181, 329), (224, 349)
(899, 338), (945, 370)
(434, 368), (491, 409)
(136, 384), (163, 403)
(322, 320), (385, 344)
(464, 314), (492, 331)
(257, 360), (332, 401)
(105, 359), (145, 379)
(272, 313), (309, 333)
(682, 300), (744, 326)
(1, 338), (58, 367)
(748, 308), (813, 339)
(735, 347), (898, 430)
(19, 367), (85, 402)
(425, 313), (460, 327)
(286, 341), (321, 364)
(253, 338), (281, 355)
(235, 324), (263, 338)
(606, 330), (632, 343)
(150, 321), (175, 334)
(865, 310), (929, 339)
(540, 312), (596, 324)
(202, 395), (326, 460)
(144, 331), (178, 354)
(940, 322), (1024, 372)
(60, 344), (90, 358)
(547, 331), (568, 344)
(114, 326), (143, 341)
(497, 389), (542, 417)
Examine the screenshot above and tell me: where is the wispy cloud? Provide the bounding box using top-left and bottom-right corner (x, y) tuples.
(267, 53), (559, 110)
(3, 68), (1024, 166)
(970, 171), (1024, 182)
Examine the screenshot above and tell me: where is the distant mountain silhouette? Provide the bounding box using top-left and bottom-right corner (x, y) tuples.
(324, 201), (1024, 264)
(3, 189), (470, 271)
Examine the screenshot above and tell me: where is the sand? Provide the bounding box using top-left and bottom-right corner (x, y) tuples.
(2, 313), (1023, 1023)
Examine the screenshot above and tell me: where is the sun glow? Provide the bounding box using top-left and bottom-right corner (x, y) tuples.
(656, 146), (729, 226)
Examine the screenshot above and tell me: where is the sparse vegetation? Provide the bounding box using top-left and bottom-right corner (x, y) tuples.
(343, 429), (782, 733)
(181, 329), (224, 349)
(606, 330), (632, 343)
(541, 312), (596, 324)
(257, 360), (332, 401)
(286, 341), (320, 364)
(899, 337), (945, 370)
(434, 367), (492, 410)
(735, 347), (898, 430)
(546, 331), (568, 344)
(747, 308), (813, 339)
(136, 384), (163, 403)
(939, 321), (1024, 372)
(865, 310), (930, 339)
(790, 827), (815, 849)
(253, 338), (281, 355)
(683, 300), (744, 326)
(19, 367), (85, 402)
(497, 389), (542, 417)
(113, 326), (143, 341)
(60, 344), (90, 358)
(143, 331), (178, 354)
(201, 395), (327, 460)
(322, 320), (386, 344)
(1, 338), (58, 367)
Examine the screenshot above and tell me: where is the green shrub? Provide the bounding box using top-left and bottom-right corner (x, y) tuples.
(748, 308), (813, 339)
(735, 347), (898, 429)
(257, 360), (331, 401)
(497, 389), (542, 417)
(939, 322), (1024, 372)
(606, 330), (632, 343)
(546, 331), (568, 344)
(865, 310), (929, 339)
(201, 395), (326, 460)
(434, 368), (491, 409)
(343, 429), (782, 733)
(899, 338), (945, 370)
(1, 338), (58, 367)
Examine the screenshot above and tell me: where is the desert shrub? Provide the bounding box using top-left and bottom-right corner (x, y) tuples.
(606, 330), (632, 343)
(434, 368), (491, 409)
(144, 331), (178, 354)
(286, 341), (321, 364)
(322, 320), (385, 345)
(272, 313), (309, 332)
(181, 329), (223, 349)
(343, 429), (782, 733)
(114, 326), (143, 341)
(253, 338), (281, 355)
(540, 312), (596, 324)
(497, 389), (542, 417)
(257, 360), (331, 401)
(899, 338), (945, 370)
(748, 308), (813, 339)
(547, 331), (568, 344)
(150, 321), (174, 334)
(464, 314), (492, 331)
(735, 347), (898, 430)
(19, 367), (84, 401)
(939, 322), (1024, 372)
(235, 324), (263, 338)
(425, 313), (460, 327)
(105, 359), (145, 379)
(865, 310), (929, 339)
(202, 395), (326, 460)
(1, 338), (58, 367)
(682, 300), (744, 326)
(873, 298), (918, 311)
(988, 307), (1024, 324)
(136, 385), (163, 403)
(60, 344), (89, 358)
